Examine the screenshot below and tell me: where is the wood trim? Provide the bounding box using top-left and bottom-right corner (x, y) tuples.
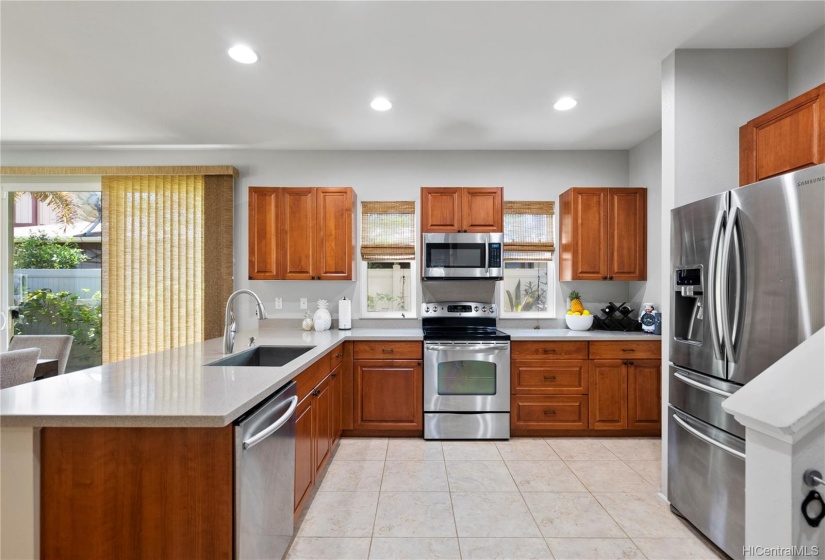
(1, 166), (239, 178)
(41, 426), (233, 560)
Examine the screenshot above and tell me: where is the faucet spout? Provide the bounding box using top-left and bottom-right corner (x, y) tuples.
(224, 289), (268, 354)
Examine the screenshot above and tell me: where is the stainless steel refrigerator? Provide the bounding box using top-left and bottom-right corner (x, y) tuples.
(669, 164), (825, 559)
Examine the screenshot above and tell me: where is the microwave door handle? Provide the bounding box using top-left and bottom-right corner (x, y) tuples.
(485, 234), (490, 273)
(707, 209), (725, 360)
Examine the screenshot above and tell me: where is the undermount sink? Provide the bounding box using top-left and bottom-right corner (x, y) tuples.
(207, 345), (314, 367)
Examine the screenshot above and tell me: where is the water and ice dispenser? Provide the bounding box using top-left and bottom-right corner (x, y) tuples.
(673, 268), (704, 343)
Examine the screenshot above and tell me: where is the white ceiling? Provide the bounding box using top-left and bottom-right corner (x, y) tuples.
(1, 1), (823, 151)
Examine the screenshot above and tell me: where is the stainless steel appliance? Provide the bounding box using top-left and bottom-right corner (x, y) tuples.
(422, 302), (511, 439)
(669, 164), (825, 559)
(422, 232), (504, 280)
(235, 381), (298, 560)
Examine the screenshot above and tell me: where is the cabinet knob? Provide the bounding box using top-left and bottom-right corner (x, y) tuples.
(312, 389), (321, 396)
(335, 353), (343, 358)
(417, 361), (422, 366)
(602, 275), (607, 280)
(622, 348), (635, 353)
(622, 360), (628, 365)
(609, 276), (614, 280)
(330, 373), (337, 378)
(463, 229), (468, 233)
(544, 410), (557, 416)
(542, 348), (557, 354)
(382, 348), (394, 353)
(628, 361), (635, 365)
(457, 229), (461, 232)
(544, 375), (557, 381)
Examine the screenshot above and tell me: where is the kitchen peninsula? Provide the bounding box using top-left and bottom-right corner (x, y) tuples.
(1, 326), (659, 559)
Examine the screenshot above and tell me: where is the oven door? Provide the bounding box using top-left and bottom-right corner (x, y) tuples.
(424, 341), (510, 412)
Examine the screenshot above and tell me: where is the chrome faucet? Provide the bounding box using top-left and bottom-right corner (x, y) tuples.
(224, 289), (268, 354)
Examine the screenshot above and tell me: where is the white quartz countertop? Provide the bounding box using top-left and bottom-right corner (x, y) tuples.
(0, 327), (658, 428)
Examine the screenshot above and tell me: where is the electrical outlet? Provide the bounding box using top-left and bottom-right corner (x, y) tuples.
(275, 298), (283, 309)
(300, 298), (308, 310)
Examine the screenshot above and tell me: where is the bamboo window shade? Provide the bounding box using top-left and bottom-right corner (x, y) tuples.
(102, 175), (234, 363)
(503, 201), (555, 261)
(360, 201), (416, 261)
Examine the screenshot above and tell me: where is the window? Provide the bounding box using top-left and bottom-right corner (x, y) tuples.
(360, 201), (416, 318)
(499, 201), (556, 318)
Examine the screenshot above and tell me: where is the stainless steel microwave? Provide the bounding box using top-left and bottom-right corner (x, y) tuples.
(422, 233), (504, 280)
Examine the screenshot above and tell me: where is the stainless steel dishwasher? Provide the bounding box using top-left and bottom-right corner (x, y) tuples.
(235, 381), (298, 560)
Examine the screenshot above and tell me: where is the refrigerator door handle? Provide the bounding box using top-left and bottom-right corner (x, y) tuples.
(720, 206), (741, 363)
(672, 413), (746, 460)
(673, 371), (734, 398)
(707, 209), (726, 360)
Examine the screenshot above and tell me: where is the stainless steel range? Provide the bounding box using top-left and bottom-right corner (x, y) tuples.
(422, 302), (511, 440)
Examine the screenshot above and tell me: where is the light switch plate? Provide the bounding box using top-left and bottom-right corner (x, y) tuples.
(300, 298), (308, 310)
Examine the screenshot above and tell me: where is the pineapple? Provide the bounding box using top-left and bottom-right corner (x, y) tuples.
(569, 291), (584, 314)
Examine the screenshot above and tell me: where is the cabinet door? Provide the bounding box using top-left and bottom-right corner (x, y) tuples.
(421, 188), (462, 232)
(559, 188), (609, 280)
(740, 84), (825, 186)
(589, 360), (627, 430)
(330, 363), (343, 444)
(280, 188), (316, 280)
(608, 188), (646, 280)
(461, 187), (503, 232)
(248, 188), (279, 280)
(294, 396), (314, 513)
(511, 395), (589, 431)
(627, 359), (661, 431)
(313, 375), (332, 473)
(316, 188), (354, 280)
(354, 360), (423, 430)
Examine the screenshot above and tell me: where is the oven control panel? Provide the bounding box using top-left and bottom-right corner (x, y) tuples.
(421, 301), (497, 318)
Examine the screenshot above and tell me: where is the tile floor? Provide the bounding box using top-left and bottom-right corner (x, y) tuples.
(287, 438), (723, 560)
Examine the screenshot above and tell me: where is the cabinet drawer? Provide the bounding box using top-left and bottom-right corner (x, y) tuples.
(589, 340), (660, 359)
(353, 341), (422, 360)
(511, 341), (588, 359)
(295, 354), (332, 401)
(511, 396), (589, 430)
(329, 343), (345, 369)
(511, 360), (588, 395)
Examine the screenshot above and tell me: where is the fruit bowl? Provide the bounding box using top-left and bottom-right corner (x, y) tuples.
(565, 314), (594, 331)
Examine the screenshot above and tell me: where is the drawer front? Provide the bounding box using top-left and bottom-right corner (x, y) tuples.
(511, 360), (588, 395)
(589, 340), (660, 359)
(511, 396), (589, 430)
(295, 354), (332, 401)
(329, 343), (345, 369)
(511, 341), (588, 359)
(354, 341), (422, 360)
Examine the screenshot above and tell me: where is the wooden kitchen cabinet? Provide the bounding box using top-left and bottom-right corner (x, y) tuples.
(421, 187), (503, 233)
(739, 83), (825, 186)
(248, 186), (355, 280)
(353, 359), (423, 431)
(294, 394), (315, 513)
(627, 359), (662, 430)
(589, 360), (628, 430)
(558, 187), (646, 281)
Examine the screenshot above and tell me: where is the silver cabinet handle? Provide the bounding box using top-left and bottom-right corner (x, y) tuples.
(485, 234), (490, 273)
(707, 209), (725, 360)
(425, 343), (510, 351)
(242, 396), (298, 451)
(673, 372), (734, 398)
(672, 413), (745, 459)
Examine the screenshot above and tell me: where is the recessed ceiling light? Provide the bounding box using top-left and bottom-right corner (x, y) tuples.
(554, 97), (577, 111)
(228, 45), (258, 64)
(370, 97), (392, 111)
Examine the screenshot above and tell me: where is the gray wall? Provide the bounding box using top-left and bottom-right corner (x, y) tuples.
(629, 130), (662, 309)
(672, 49), (788, 207)
(788, 25), (825, 99)
(2, 148), (643, 329)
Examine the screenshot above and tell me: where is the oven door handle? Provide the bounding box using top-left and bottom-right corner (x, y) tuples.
(425, 343), (510, 351)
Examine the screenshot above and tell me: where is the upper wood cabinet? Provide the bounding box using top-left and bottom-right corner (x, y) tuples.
(421, 187), (503, 233)
(739, 83), (825, 186)
(248, 187), (355, 280)
(558, 187), (646, 281)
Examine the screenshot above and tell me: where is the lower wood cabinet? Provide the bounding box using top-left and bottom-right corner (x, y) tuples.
(510, 339), (661, 436)
(313, 374), (333, 472)
(353, 359), (423, 431)
(330, 363), (343, 445)
(294, 395), (315, 513)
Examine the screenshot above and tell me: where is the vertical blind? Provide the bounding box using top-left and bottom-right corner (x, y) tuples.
(102, 175), (233, 363)
(360, 201), (416, 261)
(503, 201), (555, 261)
